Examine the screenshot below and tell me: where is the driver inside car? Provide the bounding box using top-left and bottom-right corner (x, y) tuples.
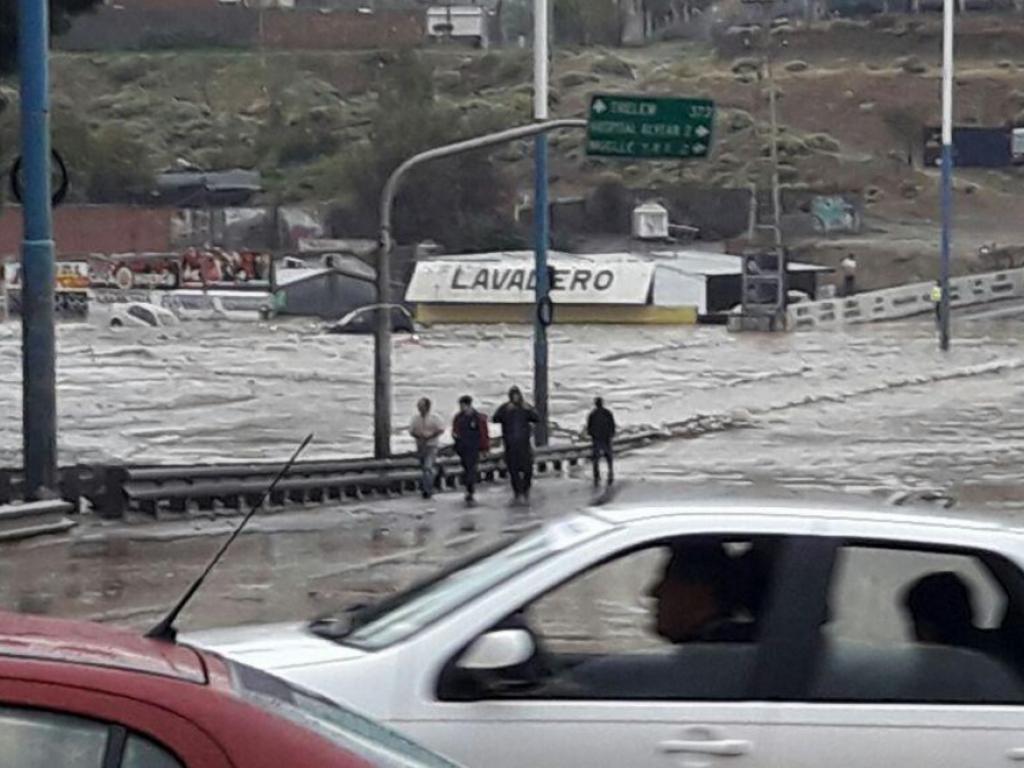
(649, 541), (756, 644)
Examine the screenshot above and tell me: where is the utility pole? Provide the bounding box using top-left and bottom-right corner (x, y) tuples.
(532, 0), (551, 446)
(939, 0), (954, 351)
(18, 0), (58, 497)
(374, 120), (586, 457)
(765, 53), (782, 244)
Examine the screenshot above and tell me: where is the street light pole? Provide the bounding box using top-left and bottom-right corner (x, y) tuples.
(939, 0), (954, 351)
(374, 119), (587, 457)
(532, 0), (551, 446)
(18, 0), (58, 497)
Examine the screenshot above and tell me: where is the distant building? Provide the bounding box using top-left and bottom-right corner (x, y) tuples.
(154, 169), (262, 207)
(273, 255), (377, 318)
(405, 248), (829, 325)
(426, 5), (491, 46)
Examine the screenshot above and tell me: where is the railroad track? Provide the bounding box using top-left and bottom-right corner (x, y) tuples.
(0, 431), (665, 520)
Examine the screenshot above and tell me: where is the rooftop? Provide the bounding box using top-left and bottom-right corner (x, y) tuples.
(423, 248), (830, 276)
(586, 482), (1019, 533)
(0, 611), (206, 683)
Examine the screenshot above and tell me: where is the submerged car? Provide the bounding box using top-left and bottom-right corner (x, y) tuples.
(325, 304), (416, 334)
(190, 490), (1024, 768)
(109, 302), (180, 329)
(0, 611), (459, 768)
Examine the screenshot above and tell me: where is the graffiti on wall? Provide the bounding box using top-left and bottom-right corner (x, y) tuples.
(811, 196), (861, 235)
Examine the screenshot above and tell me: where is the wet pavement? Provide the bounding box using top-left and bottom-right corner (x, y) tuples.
(3, 309), (1024, 630)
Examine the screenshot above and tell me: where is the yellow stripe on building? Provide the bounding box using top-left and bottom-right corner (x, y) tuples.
(415, 304), (698, 325)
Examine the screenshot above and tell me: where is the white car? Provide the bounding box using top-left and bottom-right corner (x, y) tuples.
(188, 491), (1024, 768)
(109, 302), (179, 328)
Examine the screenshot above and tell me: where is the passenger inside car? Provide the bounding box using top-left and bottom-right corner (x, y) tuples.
(903, 571), (984, 647)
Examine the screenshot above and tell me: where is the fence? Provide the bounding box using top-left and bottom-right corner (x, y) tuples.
(788, 268), (1024, 330)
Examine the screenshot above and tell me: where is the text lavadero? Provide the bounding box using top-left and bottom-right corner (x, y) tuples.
(449, 266), (615, 293)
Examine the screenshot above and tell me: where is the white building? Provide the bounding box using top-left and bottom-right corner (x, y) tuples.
(405, 248), (828, 325)
(426, 5), (489, 47)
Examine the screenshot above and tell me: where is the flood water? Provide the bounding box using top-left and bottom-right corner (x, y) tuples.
(2, 311), (1024, 634)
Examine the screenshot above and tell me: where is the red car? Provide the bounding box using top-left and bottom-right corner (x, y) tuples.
(0, 611), (458, 768)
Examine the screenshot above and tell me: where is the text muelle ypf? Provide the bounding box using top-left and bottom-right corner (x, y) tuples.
(450, 265), (615, 293)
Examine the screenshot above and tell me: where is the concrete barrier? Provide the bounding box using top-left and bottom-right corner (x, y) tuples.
(788, 268), (1024, 330)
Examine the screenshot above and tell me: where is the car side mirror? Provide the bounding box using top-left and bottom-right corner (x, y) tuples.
(457, 629), (535, 672)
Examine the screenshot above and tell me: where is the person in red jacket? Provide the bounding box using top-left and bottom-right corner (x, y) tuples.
(452, 395), (490, 506)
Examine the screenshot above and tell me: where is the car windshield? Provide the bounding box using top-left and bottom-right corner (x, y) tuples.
(318, 513), (613, 651)
(230, 661), (456, 768)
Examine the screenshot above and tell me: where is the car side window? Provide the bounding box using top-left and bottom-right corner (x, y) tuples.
(439, 535), (780, 702)
(121, 733), (184, 768)
(0, 706), (184, 768)
(0, 707), (107, 767)
(809, 543), (1024, 704)
(126, 305), (159, 325)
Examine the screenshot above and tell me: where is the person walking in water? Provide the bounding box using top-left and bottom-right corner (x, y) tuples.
(931, 280), (943, 330)
(840, 254), (857, 297)
(586, 396), (616, 487)
(493, 386), (539, 505)
(409, 397), (445, 499)
(452, 395), (490, 506)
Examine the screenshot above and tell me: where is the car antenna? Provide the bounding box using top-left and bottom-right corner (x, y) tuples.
(146, 433), (314, 643)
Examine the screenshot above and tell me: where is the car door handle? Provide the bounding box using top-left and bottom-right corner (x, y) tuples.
(1008, 748), (1024, 761)
(658, 739), (752, 757)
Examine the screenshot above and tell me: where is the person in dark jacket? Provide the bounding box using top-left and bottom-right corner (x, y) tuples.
(492, 386), (539, 505)
(586, 396), (616, 487)
(452, 395), (490, 506)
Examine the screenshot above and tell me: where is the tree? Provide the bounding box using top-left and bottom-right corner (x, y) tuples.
(330, 51), (517, 251)
(554, 0), (625, 45)
(882, 106), (923, 168)
(0, 0), (101, 74)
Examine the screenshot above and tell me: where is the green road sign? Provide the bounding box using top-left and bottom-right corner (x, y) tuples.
(586, 94), (715, 159)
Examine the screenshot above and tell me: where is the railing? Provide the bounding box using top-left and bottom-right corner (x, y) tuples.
(788, 268), (1024, 330)
(0, 431), (668, 519)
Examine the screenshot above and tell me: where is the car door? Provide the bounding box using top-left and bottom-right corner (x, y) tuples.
(397, 526), (829, 768)
(769, 530), (1024, 768)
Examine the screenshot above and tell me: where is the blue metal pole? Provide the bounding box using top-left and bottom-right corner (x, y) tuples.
(18, 0), (58, 496)
(939, 144), (952, 352)
(533, 132), (550, 446)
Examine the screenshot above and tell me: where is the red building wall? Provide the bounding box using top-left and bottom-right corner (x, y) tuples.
(0, 206), (174, 259)
(260, 9), (423, 49)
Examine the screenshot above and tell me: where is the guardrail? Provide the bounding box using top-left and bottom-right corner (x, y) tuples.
(0, 500), (76, 542)
(0, 431), (667, 520)
(788, 268), (1024, 330)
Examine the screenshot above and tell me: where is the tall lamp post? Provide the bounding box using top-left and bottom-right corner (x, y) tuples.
(532, 0), (550, 446)
(939, 0), (954, 351)
(18, 0), (58, 497)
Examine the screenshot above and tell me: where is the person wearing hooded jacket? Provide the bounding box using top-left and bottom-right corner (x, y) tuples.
(492, 386), (539, 504)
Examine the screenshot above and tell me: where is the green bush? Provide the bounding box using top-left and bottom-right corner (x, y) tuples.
(108, 57), (149, 85)
(731, 57), (760, 75)
(728, 110), (755, 132)
(897, 56), (928, 75)
(560, 71), (599, 88)
(806, 133), (841, 153)
(592, 55), (634, 79)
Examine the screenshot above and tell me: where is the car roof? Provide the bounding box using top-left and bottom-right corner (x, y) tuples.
(587, 483), (1021, 534)
(0, 611), (206, 684)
